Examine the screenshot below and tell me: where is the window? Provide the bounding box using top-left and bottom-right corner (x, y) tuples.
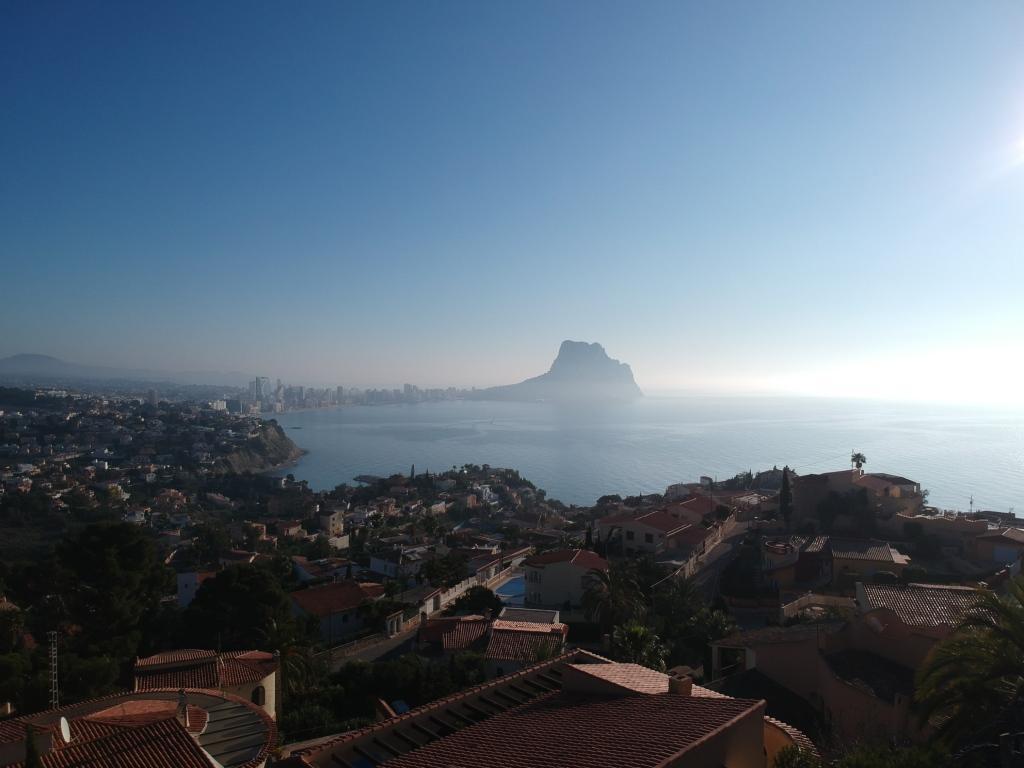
(645, 533), (653, 544)
(626, 530), (635, 541)
(252, 686), (266, 706)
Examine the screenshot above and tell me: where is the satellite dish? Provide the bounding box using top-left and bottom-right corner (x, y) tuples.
(59, 717), (71, 744)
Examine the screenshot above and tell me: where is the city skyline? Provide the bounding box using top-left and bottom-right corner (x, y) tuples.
(3, 2), (1024, 405)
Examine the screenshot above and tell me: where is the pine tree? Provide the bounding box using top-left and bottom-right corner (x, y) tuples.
(779, 466), (793, 531)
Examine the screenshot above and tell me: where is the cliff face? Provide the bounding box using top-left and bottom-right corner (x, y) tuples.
(217, 421), (303, 474)
(473, 341), (643, 402)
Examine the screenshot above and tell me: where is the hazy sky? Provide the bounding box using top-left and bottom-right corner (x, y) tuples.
(2, 2), (1023, 404)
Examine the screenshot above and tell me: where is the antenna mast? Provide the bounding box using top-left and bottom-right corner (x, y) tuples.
(48, 630), (59, 708)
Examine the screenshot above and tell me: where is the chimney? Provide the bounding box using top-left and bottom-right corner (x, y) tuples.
(668, 674), (692, 696)
(176, 689), (190, 729)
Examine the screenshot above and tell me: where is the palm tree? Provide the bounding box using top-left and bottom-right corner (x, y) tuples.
(914, 578), (1024, 745)
(582, 562), (645, 631)
(850, 451), (866, 470)
(611, 621), (668, 671)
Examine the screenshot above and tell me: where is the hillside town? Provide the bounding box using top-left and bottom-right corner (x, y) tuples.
(0, 386), (1022, 767)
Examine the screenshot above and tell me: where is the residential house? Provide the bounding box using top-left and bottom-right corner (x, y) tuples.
(415, 615), (491, 658)
(279, 650), (816, 768)
(0, 687), (276, 768)
(830, 539), (910, 587)
(761, 536), (832, 590)
(370, 546), (428, 580)
(522, 549), (608, 610)
(277, 520), (306, 539)
(711, 581), (981, 744)
(290, 581), (386, 644)
(134, 649), (279, 719)
(793, 469), (924, 530)
(318, 508), (345, 536)
(484, 617), (568, 677)
(972, 527), (1024, 565)
(176, 570), (217, 608)
(597, 511), (694, 555)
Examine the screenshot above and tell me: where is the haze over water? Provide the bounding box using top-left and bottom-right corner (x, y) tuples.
(272, 396), (1023, 513)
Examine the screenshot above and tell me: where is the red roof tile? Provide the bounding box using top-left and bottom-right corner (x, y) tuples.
(522, 549), (607, 571)
(418, 616), (490, 651)
(289, 581), (383, 617)
(134, 649), (277, 691)
(677, 495), (718, 516)
(485, 621), (567, 662)
(632, 511), (693, 534)
(382, 691), (764, 768)
(860, 583), (981, 628)
(565, 663), (671, 694)
(2, 688), (276, 768)
(10, 718), (216, 768)
(976, 527), (1024, 544)
(599, 512), (690, 535)
(831, 538), (907, 564)
(135, 649), (217, 668)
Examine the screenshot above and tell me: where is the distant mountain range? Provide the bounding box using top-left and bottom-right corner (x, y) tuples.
(0, 343), (643, 399)
(0, 354), (252, 388)
(471, 341), (643, 402)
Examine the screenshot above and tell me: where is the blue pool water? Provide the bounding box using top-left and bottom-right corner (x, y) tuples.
(496, 576), (524, 606)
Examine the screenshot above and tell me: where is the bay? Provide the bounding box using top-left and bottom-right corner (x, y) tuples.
(268, 396), (1024, 513)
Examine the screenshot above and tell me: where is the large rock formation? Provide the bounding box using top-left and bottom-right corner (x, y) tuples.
(216, 421), (304, 474)
(473, 341), (643, 402)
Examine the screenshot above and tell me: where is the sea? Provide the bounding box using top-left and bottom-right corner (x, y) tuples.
(267, 396), (1024, 514)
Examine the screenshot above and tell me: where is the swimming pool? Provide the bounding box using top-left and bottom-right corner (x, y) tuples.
(495, 575), (524, 606)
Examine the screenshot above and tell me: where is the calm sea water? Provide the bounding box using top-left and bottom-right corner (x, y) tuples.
(269, 397), (1024, 514)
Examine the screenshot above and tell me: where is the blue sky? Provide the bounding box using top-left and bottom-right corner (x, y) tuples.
(2, 1), (1023, 402)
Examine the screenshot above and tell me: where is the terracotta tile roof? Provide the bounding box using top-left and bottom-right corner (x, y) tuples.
(976, 527), (1024, 544)
(565, 663), (671, 694)
(135, 663), (219, 690)
(491, 619), (566, 633)
(418, 616), (490, 651)
(1, 688), (276, 768)
(598, 511), (692, 535)
(287, 650), (596, 763)
(485, 621), (567, 662)
(766, 715), (820, 757)
(631, 511), (692, 535)
(860, 583), (981, 628)
(83, 701), (208, 735)
(677, 495), (718, 516)
(670, 524), (711, 547)
(283, 651), (819, 768)
(596, 512), (635, 526)
(289, 580), (383, 617)
(522, 549), (608, 571)
(9, 718), (216, 768)
(221, 650), (278, 686)
(382, 691), (764, 768)
(135, 649), (217, 668)
(134, 650), (277, 691)
(831, 538), (908, 564)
